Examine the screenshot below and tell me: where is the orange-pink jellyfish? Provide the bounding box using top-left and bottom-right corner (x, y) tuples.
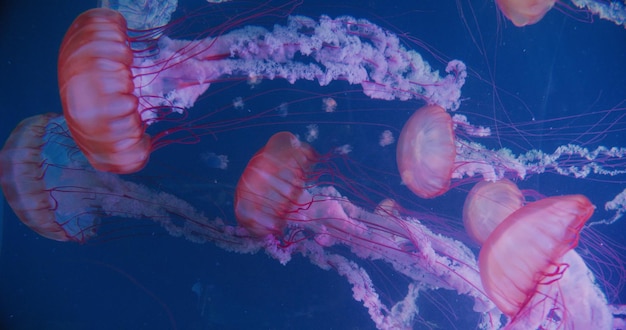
(234, 132), (317, 237)
(496, 0), (556, 27)
(478, 194), (594, 317)
(396, 105), (455, 199)
(58, 8), (150, 174)
(0, 114), (95, 242)
(462, 179), (524, 244)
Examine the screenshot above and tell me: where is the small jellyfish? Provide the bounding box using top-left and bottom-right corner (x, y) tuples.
(247, 73), (262, 87)
(201, 152), (229, 170)
(276, 102), (289, 117)
(232, 97), (244, 110)
(379, 130), (395, 147)
(322, 97), (337, 113)
(305, 124), (319, 142)
(335, 144), (353, 155)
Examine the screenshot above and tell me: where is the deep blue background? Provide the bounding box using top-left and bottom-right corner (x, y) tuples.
(1, 0), (625, 329)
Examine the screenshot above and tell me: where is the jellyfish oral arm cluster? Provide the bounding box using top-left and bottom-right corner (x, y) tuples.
(571, 0), (626, 27)
(236, 178), (500, 329)
(133, 15), (467, 123)
(449, 114), (626, 226)
(284, 186), (499, 329)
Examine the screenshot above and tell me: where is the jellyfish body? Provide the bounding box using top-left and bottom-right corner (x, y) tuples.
(234, 132), (317, 237)
(0, 114), (99, 242)
(58, 8), (150, 174)
(478, 194), (593, 317)
(496, 0), (556, 27)
(396, 105), (455, 199)
(462, 179), (524, 244)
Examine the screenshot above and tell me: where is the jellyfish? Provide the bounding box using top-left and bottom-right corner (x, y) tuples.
(234, 132), (317, 237)
(462, 179), (524, 244)
(495, 0), (626, 28)
(57, 8), (150, 174)
(0, 114), (97, 241)
(0, 113), (254, 248)
(480, 193), (593, 314)
(495, 0), (556, 27)
(463, 180), (615, 328)
(396, 105), (455, 198)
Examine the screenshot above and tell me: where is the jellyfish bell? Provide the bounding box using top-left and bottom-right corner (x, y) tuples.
(0, 113), (235, 244)
(396, 105), (456, 199)
(234, 131), (317, 237)
(479, 194), (594, 318)
(58, 8), (151, 174)
(462, 178), (524, 245)
(495, 0), (556, 27)
(0, 113), (100, 242)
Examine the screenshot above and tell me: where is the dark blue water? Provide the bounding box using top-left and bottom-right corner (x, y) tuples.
(1, 1), (625, 329)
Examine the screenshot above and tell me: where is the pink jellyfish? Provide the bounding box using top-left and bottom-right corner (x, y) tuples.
(0, 114), (98, 241)
(469, 183), (615, 328)
(58, 8), (151, 174)
(396, 105), (456, 199)
(234, 131), (317, 237)
(496, 0), (556, 27)
(462, 178), (524, 245)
